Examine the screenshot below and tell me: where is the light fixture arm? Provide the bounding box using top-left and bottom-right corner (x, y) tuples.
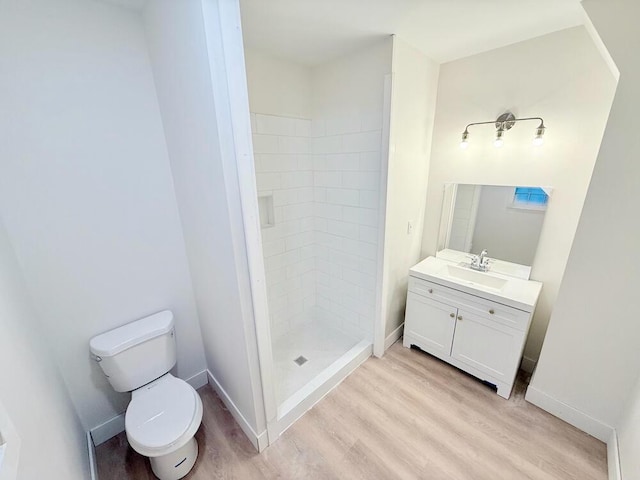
(460, 112), (546, 148)
(463, 115), (545, 133)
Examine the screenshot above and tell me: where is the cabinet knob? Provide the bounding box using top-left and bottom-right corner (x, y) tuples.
(428, 288), (433, 294)
(457, 315), (463, 321)
(449, 313), (455, 318)
(489, 309), (495, 315)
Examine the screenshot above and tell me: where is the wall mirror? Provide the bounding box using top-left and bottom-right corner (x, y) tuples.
(437, 184), (552, 266)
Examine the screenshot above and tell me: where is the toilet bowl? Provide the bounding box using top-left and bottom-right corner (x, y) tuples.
(89, 311), (203, 480)
(126, 374), (203, 480)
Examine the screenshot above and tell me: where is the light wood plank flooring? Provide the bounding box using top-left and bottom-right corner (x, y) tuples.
(96, 342), (607, 479)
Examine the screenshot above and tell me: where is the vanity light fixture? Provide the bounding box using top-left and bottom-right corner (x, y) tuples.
(459, 112), (546, 148)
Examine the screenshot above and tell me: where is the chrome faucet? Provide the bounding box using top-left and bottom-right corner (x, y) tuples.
(469, 249), (490, 272)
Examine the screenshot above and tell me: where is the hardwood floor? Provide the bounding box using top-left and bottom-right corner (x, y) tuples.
(96, 342), (607, 480)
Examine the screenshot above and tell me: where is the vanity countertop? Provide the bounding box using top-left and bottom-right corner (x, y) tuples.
(410, 256), (542, 312)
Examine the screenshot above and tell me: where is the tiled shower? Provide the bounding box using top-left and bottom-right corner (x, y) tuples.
(245, 38), (390, 406)
(251, 108), (383, 402)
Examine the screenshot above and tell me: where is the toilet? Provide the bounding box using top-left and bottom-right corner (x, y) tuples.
(89, 311), (203, 480)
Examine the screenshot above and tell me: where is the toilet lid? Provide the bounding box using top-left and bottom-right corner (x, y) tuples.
(126, 376), (197, 450)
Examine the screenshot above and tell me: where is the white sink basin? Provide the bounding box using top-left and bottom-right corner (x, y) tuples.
(440, 264), (508, 291)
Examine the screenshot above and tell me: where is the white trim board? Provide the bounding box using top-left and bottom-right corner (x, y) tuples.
(89, 370), (209, 446)
(185, 370), (209, 390)
(90, 413), (125, 448)
(206, 370), (268, 452)
(607, 430), (621, 480)
(373, 72), (393, 359)
(525, 385), (613, 442)
(384, 323), (404, 351)
(201, 0), (271, 443)
(87, 431), (98, 480)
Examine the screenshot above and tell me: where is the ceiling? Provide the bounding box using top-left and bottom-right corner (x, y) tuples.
(239, 0), (585, 66)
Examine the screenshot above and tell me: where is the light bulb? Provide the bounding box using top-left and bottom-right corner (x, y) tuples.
(533, 124), (546, 147)
(460, 130), (469, 149)
(494, 128), (505, 148)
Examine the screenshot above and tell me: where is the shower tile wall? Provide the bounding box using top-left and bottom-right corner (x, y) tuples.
(252, 112), (382, 341)
(252, 113), (315, 339)
(311, 113), (382, 339)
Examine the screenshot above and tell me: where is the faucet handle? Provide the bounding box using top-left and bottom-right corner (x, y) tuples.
(467, 254), (479, 266)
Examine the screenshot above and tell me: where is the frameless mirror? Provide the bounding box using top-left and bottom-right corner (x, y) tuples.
(437, 184), (552, 266)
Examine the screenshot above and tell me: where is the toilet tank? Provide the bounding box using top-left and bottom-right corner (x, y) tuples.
(89, 311), (176, 392)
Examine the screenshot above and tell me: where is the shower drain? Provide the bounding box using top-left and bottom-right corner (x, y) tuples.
(294, 355), (308, 366)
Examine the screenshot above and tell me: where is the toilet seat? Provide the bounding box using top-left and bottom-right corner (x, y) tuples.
(125, 374), (203, 458)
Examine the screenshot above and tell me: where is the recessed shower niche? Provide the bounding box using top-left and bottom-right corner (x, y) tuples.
(258, 194), (275, 229)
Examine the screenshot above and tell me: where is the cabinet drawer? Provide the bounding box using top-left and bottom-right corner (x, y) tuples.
(408, 276), (531, 331)
(408, 276), (457, 305)
(462, 302), (530, 332)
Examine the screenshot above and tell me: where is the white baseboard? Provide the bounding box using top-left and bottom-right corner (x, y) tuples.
(206, 370), (267, 452)
(186, 370), (209, 390)
(90, 413), (125, 447)
(520, 356), (537, 373)
(90, 369), (208, 446)
(384, 323), (404, 351)
(525, 385), (613, 442)
(87, 431), (98, 480)
(607, 430), (621, 480)
(256, 427), (269, 451)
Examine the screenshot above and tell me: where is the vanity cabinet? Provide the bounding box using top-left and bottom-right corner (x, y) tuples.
(403, 274), (535, 399)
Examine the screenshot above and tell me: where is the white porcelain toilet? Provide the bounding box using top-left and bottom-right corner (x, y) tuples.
(89, 311), (203, 480)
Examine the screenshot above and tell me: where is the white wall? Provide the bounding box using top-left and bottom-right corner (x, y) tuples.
(143, 0), (266, 436)
(244, 49), (312, 118)
(383, 37), (440, 337)
(420, 26), (617, 365)
(528, 0), (640, 460)
(0, 217), (89, 479)
(0, 0), (206, 432)
(471, 186), (545, 265)
(312, 39), (391, 120)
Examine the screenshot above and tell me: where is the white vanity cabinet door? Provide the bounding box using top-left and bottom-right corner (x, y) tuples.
(404, 273), (538, 399)
(450, 309), (525, 386)
(404, 293), (457, 358)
